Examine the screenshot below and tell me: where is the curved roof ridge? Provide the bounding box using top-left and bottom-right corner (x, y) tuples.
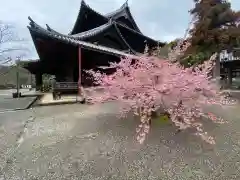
(70, 21), (113, 39)
(70, 0), (142, 35)
(83, 0), (106, 17)
(71, 20), (136, 53)
(113, 22), (136, 54)
(28, 17), (76, 42)
(28, 16), (47, 31)
(46, 24), (62, 35)
(105, 1), (141, 33)
(123, 6), (141, 33)
(105, 1), (128, 17)
(28, 18), (114, 42)
(30, 17), (117, 42)
(28, 17), (64, 38)
(115, 22), (160, 44)
(69, 0), (107, 35)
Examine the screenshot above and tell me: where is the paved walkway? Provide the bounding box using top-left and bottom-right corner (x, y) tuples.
(0, 96), (37, 112)
(0, 103), (240, 179)
(0, 89), (38, 112)
(39, 93), (77, 105)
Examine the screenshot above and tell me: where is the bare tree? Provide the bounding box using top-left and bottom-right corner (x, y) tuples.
(0, 21), (26, 65)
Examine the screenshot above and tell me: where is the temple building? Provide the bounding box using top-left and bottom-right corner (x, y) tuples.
(220, 48), (240, 88)
(24, 0), (164, 90)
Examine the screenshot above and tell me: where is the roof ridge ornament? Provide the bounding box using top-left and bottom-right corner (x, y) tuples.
(81, 0), (86, 6)
(82, 0), (91, 8)
(122, 0), (128, 8)
(46, 24), (50, 30)
(109, 18), (113, 24)
(28, 16), (38, 28)
(28, 16), (34, 23)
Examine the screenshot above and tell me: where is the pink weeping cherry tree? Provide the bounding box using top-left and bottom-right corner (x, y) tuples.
(85, 51), (230, 145)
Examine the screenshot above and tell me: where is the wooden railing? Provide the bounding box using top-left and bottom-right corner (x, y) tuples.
(52, 82), (78, 100)
(53, 82), (78, 90)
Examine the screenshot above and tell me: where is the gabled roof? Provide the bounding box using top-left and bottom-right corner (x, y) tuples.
(28, 16), (164, 55)
(28, 17), (137, 53)
(69, 0), (142, 35)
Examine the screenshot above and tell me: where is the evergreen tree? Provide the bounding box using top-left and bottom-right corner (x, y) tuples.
(184, 0), (240, 65)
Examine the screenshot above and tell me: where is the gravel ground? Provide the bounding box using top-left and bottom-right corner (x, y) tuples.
(0, 102), (240, 179)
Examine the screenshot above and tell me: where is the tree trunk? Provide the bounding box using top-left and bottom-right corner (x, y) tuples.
(212, 53), (221, 88)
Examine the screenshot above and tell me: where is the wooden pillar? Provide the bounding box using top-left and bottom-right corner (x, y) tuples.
(212, 54), (221, 87)
(78, 46), (82, 96)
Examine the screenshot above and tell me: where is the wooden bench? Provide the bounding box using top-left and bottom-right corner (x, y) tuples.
(52, 82), (78, 100)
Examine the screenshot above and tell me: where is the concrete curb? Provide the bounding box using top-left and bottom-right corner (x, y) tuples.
(34, 101), (78, 107)
(34, 99), (86, 107)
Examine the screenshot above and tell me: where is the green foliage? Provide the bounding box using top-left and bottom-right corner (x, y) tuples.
(156, 45), (170, 58)
(168, 38), (181, 49)
(153, 40), (182, 59)
(181, 51), (212, 67)
(154, 114), (170, 125)
(42, 74), (54, 92)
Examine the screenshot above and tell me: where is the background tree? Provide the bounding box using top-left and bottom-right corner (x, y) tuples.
(0, 21), (32, 89)
(0, 21), (26, 65)
(183, 0), (240, 66)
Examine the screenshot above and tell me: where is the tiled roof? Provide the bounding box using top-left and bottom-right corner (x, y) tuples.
(28, 24), (139, 58)
(105, 1), (128, 18)
(46, 24), (62, 35)
(71, 22), (113, 39)
(28, 17), (138, 54)
(70, 0), (142, 35)
(29, 16), (112, 41)
(69, 0), (108, 35)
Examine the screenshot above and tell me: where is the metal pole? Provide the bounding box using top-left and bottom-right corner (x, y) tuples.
(16, 58), (20, 98)
(30, 73), (32, 90)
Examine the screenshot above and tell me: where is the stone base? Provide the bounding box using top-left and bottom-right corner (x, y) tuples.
(12, 92), (22, 98)
(77, 96), (86, 104)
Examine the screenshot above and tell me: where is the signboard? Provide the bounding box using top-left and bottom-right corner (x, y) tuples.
(21, 85), (32, 89)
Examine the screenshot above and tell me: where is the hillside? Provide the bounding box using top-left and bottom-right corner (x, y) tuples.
(0, 65), (35, 89)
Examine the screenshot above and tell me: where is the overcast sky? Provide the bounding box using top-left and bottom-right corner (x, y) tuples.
(0, 0), (240, 59)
